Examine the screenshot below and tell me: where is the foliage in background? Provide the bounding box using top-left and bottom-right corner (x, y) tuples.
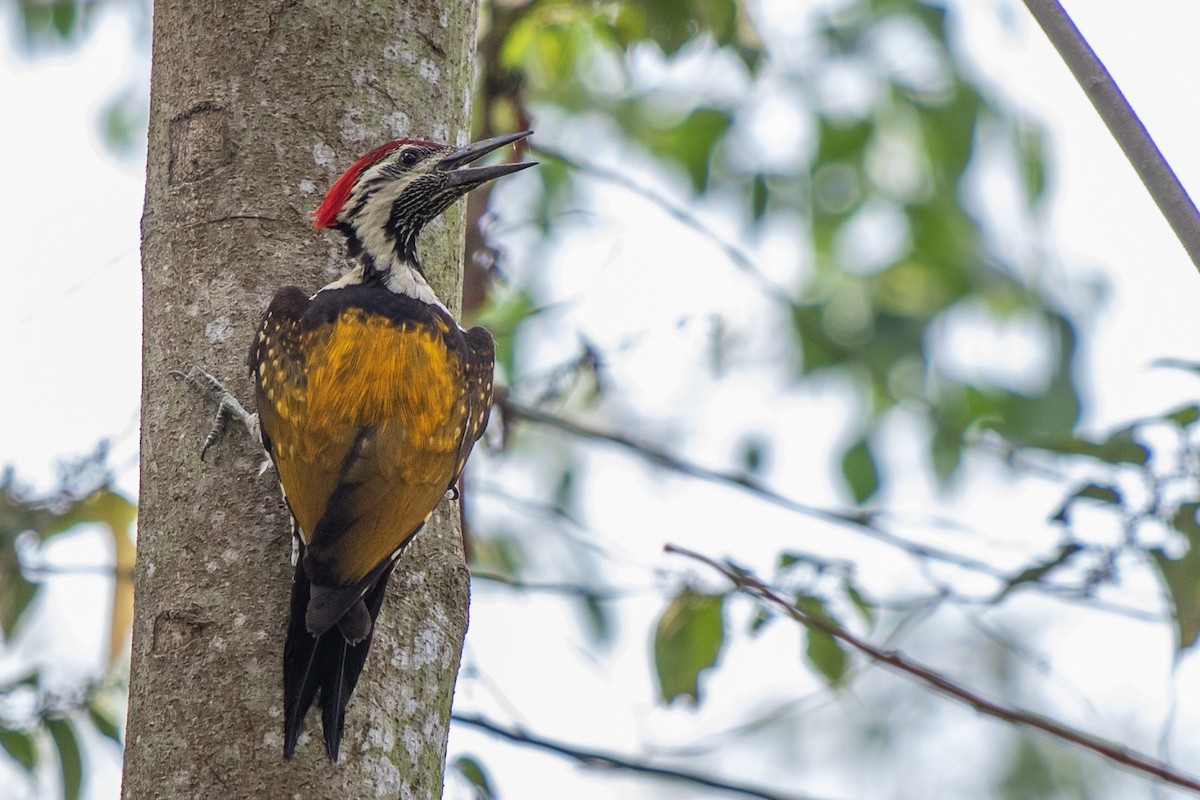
(470, 0), (1200, 794)
(0, 450), (131, 800)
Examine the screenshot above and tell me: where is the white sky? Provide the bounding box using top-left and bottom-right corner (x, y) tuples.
(4, 1), (1200, 798)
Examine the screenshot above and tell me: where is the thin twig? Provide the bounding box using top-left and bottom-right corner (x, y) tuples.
(451, 712), (834, 800)
(1022, 0), (1200, 272)
(470, 569), (630, 600)
(501, 397), (1005, 576)
(532, 144), (797, 306)
(502, 397), (1162, 622)
(665, 544), (1200, 794)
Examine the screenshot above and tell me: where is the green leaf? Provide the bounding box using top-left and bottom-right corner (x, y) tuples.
(777, 551), (803, 571)
(1015, 125), (1047, 206)
(750, 173), (769, 223)
(577, 592), (613, 648)
(739, 438), (767, 476)
(87, 696), (123, 745)
(1166, 404), (1200, 429)
(452, 755), (498, 800)
(840, 437), (880, 504)
(797, 596), (848, 686)
(645, 108), (732, 194)
(1097, 427), (1149, 465)
(815, 116), (873, 163)
(50, 2), (77, 38)
(1024, 429), (1148, 466)
(653, 590), (726, 705)
(0, 572), (39, 641)
(45, 716), (82, 800)
(1076, 483), (1120, 504)
(474, 287), (538, 381)
(996, 543), (1083, 599)
(1153, 502), (1200, 652)
(0, 728), (38, 773)
(930, 422), (965, 484)
(627, 0), (737, 53)
(1050, 483), (1121, 525)
(844, 581), (874, 629)
(747, 607), (773, 636)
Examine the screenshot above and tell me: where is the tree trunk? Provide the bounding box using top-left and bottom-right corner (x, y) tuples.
(124, 2), (478, 796)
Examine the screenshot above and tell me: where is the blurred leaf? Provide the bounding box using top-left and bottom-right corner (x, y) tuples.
(46, 716), (82, 800)
(16, 0), (88, 51)
(750, 174), (769, 223)
(1096, 426), (1147, 465)
(1165, 404), (1200, 429)
(0, 729), (38, 774)
(100, 87), (148, 156)
(645, 107), (732, 193)
(51, 2), (75, 37)
(844, 581), (874, 629)
(996, 543), (1083, 599)
(1153, 358), (1200, 376)
(626, 0), (737, 54)
(468, 532), (525, 577)
(747, 606), (773, 636)
(797, 596), (848, 686)
(452, 755), (498, 800)
(653, 590), (726, 705)
(840, 437), (880, 504)
(475, 287), (538, 381)
(1026, 428), (1148, 466)
(553, 468), (575, 514)
(1016, 125), (1048, 207)
(739, 438), (768, 476)
(1074, 484), (1120, 504)
(0, 572), (39, 641)
(578, 592), (613, 648)
(1050, 483), (1121, 525)
(791, 305), (845, 374)
(815, 116), (872, 163)
(87, 695), (123, 746)
(1153, 502), (1200, 652)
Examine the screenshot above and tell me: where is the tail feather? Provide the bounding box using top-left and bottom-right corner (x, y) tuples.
(283, 560), (396, 761)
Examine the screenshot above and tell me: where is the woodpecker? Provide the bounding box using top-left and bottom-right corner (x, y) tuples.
(180, 130), (534, 761)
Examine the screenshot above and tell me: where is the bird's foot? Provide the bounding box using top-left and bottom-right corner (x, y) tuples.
(171, 366), (261, 460)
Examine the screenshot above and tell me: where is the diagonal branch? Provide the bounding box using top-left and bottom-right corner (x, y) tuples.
(451, 712), (835, 800)
(499, 397), (1010, 577)
(500, 397), (1161, 622)
(1023, 0), (1200, 272)
(665, 543), (1200, 794)
(531, 144), (796, 306)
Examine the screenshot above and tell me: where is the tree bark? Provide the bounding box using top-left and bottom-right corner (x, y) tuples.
(124, 2), (478, 797)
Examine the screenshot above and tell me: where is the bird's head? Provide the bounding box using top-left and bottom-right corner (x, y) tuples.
(312, 130), (535, 276)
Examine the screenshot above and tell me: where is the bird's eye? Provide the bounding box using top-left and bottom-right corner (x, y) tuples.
(399, 149), (420, 167)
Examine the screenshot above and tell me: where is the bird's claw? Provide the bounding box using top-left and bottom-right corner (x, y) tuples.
(172, 366), (260, 459)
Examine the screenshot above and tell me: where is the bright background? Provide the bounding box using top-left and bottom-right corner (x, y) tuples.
(4, 1), (1200, 798)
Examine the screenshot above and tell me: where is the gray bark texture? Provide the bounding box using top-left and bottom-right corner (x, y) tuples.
(124, 1), (479, 797)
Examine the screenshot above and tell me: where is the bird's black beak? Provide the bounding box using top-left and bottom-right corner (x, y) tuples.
(439, 130), (537, 188)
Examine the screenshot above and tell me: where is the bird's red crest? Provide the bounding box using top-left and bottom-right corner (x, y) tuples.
(310, 139), (438, 229)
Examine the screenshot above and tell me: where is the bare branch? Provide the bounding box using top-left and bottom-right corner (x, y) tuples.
(501, 397), (1163, 622)
(470, 569), (630, 600)
(665, 544), (1200, 794)
(451, 712), (836, 800)
(1023, 0), (1200, 272)
(531, 145), (796, 306)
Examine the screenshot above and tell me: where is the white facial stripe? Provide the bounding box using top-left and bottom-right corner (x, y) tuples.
(328, 150), (452, 312)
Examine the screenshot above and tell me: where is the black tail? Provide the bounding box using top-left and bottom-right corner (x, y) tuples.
(282, 560), (394, 760)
